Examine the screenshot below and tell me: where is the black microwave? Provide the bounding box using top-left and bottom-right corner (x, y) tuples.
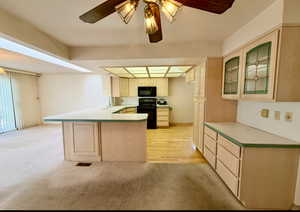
(138, 86), (157, 97)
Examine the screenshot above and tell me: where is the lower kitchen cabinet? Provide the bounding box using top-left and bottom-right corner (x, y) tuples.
(203, 124), (300, 210)
(157, 107), (170, 127)
(192, 58), (237, 153)
(62, 122), (101, 162)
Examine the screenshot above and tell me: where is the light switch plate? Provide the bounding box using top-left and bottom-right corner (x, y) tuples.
(274, 111), (280, 120)
(261, 109), (269, 118)
(285, 112), (293, 122)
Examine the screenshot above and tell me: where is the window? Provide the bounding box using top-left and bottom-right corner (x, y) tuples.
(0, 72), (16, 133)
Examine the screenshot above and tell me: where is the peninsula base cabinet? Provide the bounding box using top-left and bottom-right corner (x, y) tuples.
(62, 121), (147, 163)
(203, 125), (299, 210)
(63, 122), (102, 162)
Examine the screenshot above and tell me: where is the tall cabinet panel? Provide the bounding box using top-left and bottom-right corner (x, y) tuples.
(193, 58), (237, 153)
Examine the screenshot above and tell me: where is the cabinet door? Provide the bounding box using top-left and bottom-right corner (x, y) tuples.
(129, 79), (138, 97)
(186, 69), (195, 83)
(241, 30), (279, 100)
(222, 50), (242, 99)
(156, 78), (168, 97)
(70, 122), (101, 162)
(119, 78), (129, 97)
(193, 99), (205, 153)
(111, 77), (120, 97)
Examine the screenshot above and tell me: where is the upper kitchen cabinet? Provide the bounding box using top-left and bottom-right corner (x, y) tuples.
(222, 50), (243, 99)
(155, 78), (169, 97)
(111, 77), (129, 97)
(225, 26), (300, 102)
(185, 68), (195, 83)
(128, 78), (168, 97)
(241, 30), (279, 101)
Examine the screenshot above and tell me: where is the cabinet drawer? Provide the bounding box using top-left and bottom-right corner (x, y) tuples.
(204, 126), (217, 140)
(216, 160), (239, 196)
(157, 108), (169, 112)
(204, 147), (216, 169)
(204, 134), (217, 154)
(157, 121), (169, 127)
(157, 116), (169, 121)
(157, 110), (169, 116)
(218, 135), (241, 158)
(217, 145), (240, 177)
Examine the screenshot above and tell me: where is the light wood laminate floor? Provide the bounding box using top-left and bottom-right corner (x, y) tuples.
(147, 125), (206, 164)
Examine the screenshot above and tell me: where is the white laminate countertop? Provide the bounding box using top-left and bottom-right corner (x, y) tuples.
(205, 122), (300, 148)
(43, 105), (147, 122)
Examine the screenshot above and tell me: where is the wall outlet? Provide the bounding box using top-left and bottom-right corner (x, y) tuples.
(274, 111), (281, 120)
(261, 109), (269, 118)
(285, 112), (293, 122)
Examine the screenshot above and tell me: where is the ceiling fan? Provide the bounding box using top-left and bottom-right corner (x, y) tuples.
(79, 0), (235, 43)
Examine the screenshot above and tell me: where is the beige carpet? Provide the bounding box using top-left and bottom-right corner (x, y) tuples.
(0, 125), (244, 210)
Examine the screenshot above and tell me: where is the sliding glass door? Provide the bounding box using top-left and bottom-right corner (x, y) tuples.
(0, 72), (16, 134)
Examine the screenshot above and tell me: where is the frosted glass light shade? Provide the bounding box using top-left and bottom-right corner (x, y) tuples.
(115, 0), (139, 24)
(161, 0), (182, 22)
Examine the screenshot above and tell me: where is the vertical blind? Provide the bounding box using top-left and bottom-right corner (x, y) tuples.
(0, 72), (16, 133)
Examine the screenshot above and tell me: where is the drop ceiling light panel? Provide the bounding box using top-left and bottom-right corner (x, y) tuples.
(134, 74), (149, 78)
(169, 66), (192, 73)
(150, 73), (165, 78)
(148, 66), (169, 74)
(126, 67), (147, 74)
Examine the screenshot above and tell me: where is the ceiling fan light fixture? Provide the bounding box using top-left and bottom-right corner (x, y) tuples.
(160, 0), (182, 22)
(115, 0), (139, 24)
(144, 3), (159, 35)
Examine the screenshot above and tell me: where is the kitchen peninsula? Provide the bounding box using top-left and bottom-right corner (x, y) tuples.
(44, 106), (148, 162)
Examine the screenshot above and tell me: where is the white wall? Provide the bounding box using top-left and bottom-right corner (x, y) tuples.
(222, 0), (300, 204)
(168, 77), (194, 124)
(39, 74), (110, 118)
(237, 101), (300, 142)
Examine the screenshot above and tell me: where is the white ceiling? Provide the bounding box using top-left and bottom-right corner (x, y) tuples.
(0, 0), (276, 47)
(0, 48), (78, 73)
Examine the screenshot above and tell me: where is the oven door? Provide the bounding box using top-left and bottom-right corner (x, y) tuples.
(138, 87), (157, 97)
(137, 106), (157, 129)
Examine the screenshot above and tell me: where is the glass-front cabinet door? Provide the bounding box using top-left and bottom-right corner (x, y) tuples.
(244, 42), (271, 94)
(241, 30), (279, 100)
(222, 50), (242, 99)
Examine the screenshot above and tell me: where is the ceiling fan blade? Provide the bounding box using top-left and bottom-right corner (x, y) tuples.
(175, 0), (235, 14)
(148, 3), (163, 43)
(80, 0), (127, 23)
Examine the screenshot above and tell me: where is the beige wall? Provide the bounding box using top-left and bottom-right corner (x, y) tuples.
(222, 0), (284, 55)
(0, 8), (69, 59)
(283, 0), (300, 23)
(38, 74), (110, 118)
(168, 77), (194, 124)
(222, 0), (300, 205)
(71, 41), (222, 61)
